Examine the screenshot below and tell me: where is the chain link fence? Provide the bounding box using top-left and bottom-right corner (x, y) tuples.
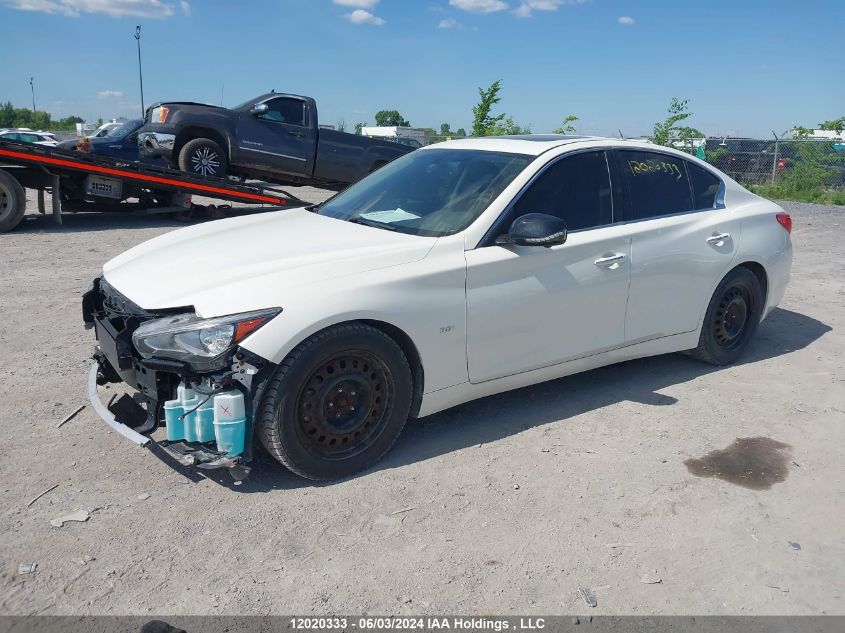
(696, 138), (845, 187)
(676, 137), (845, 203)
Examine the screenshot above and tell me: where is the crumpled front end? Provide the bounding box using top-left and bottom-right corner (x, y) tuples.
(82, 277), (276, 481)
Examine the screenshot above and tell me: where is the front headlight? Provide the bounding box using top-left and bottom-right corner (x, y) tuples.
(150, 106), (169, 123)
(132, 308), (280, 366)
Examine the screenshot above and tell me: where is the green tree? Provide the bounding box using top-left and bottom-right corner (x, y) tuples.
(374, 110), (410, 127)
(553, 115), (578, 134)
(354, 122), (366, 135)
(0, 101), (84, 131)
(54, 115), (83, 131)
(471, 80), (506, 137)
(818, 117), (845, 134)
(792, 125), (813, 139)
(490, 116), (532, 135)
(455, 127), (467, 137)
(650, 98), (702, 149)
(439, 123), (452, 137)
(336, 118), (347, 133)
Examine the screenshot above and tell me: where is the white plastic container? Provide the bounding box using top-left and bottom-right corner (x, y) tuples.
(213, 390), (247, 456)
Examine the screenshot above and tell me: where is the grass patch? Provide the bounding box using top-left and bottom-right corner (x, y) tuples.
(749, 184), (845, 205)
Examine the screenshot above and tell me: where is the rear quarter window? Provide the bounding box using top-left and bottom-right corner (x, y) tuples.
(687, 162), (721, 209)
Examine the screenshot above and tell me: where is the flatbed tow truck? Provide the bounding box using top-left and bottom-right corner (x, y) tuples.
(0, 138), (309, 233)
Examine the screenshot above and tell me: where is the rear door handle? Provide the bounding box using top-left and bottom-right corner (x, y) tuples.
(594, 253), (627, 268)
(706, 232), (731, 246)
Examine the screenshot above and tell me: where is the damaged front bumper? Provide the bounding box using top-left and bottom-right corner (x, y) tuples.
(86, 363), (151, 447)
(87, 360), (254, 482)
(83, 278), (272, 482)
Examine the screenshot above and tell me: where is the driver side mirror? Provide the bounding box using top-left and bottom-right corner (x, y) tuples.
(250, 103), (269, 116)
(496, 213), (568, 247)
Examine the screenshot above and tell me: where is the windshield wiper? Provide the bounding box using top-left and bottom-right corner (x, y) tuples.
(347, 216), (399, 232)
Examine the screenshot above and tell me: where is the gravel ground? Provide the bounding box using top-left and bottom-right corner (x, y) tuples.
(0, 196), (842, 616)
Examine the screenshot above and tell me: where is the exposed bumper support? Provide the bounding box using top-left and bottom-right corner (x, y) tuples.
(87, 364), (151, 446)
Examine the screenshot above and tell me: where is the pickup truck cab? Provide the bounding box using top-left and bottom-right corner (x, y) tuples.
(138, 92), (411, 189)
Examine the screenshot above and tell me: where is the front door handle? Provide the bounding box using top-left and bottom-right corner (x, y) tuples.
(706, 232), (731, 246)
(594, 253), (627, 268)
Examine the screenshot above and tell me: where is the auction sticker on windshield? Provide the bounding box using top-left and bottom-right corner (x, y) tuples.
(360, 208), (420, 223)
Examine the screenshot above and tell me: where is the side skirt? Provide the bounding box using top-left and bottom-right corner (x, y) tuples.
(416, 330), (700, 418)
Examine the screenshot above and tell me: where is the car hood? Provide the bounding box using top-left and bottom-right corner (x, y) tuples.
(102, 209), (436, 317)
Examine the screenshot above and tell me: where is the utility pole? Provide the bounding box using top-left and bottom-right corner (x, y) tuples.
(134, 25), (145, 116)
(29, 77), (36, 113)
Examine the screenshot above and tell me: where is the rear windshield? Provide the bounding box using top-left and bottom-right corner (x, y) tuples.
(316, 149), (532, 237)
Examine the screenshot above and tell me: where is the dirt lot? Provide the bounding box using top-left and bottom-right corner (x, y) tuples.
(0, 195), (843, 616)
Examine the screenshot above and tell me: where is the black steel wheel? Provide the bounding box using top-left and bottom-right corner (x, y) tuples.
(296, 352), (394, 459)
(712, 286), (750, 350)
(178, 138), (228, 178)
(0, 168), (26, 233)
(258, 323), (413, 480)
(688, 266), (764, 366)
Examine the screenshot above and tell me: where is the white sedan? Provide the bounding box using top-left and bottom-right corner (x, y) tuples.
(84, 135), (792, 481)
(0, 129), (60, 146)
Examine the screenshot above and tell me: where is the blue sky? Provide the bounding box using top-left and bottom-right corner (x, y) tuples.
(0, 0), (842, 137)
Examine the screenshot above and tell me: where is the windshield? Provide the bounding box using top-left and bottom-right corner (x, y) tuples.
(106, 120), (141, 138)
(316, 149), (532, 237)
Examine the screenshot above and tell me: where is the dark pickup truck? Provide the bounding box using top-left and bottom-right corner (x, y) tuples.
(138, 92), (411, 188)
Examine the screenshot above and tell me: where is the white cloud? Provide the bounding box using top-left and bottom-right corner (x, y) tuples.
(98, 90), (123, 98)
(180, 0), (189, 16)
(1, 0), (177, 18)
(513, 0), (588, 18)
(333, 0), (379, 7)
(449, 0), (508, 14)
(344, 8), (385, 25)
(618, 15), (635, 25)
(438, 17), (461, 28)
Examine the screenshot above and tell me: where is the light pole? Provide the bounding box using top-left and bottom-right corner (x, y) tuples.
(29, 77), (36, 113)
(134, 25), (145, 116)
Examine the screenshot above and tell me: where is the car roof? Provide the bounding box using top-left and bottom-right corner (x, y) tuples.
(423, 135), (657, 156)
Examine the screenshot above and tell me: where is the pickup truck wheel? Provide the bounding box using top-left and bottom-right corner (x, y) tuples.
(257, 323), (413, 480)
(0, 169), (26, 233)
(178, 138), (228, 178)
(687, 267), (763, 366)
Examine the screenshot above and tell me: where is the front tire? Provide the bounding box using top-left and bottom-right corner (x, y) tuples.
(178, 138), (228, 178)
(258, 323), (413, 480)
(688, 267), (764, 366)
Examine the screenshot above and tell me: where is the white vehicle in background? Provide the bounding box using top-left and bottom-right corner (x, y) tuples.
(89, 121), (122, 138)
(84, 135), (792, 482)
(0, 129), (60, 146)
(362, 126), (428, 148)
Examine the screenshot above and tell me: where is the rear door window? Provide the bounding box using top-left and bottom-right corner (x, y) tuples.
(619, 150), (694, 220)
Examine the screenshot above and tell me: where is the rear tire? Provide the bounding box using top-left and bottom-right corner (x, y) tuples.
(0, 169), (26, 233)
(257, 323), (413, 480)
(688, 267), (764, 366)
(178, 138), (228, 179)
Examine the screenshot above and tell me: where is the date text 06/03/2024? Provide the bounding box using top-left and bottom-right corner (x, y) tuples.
(289, 617), (547, 631)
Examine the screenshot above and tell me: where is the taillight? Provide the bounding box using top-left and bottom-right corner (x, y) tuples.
(776, 213), (792, 234)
